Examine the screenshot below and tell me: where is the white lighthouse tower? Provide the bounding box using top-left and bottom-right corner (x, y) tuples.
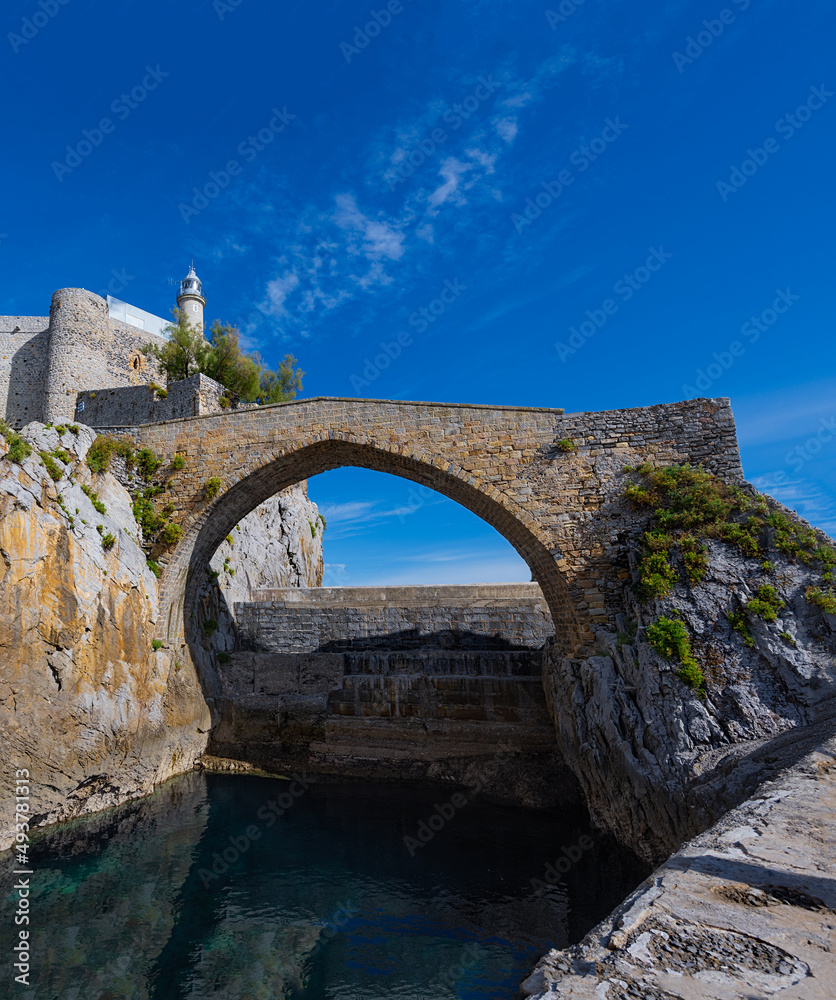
(177, 263), (206, 331)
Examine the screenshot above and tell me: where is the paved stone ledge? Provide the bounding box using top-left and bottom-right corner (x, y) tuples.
(521, 715), (836, 1000)
(250, 582), (548, 605)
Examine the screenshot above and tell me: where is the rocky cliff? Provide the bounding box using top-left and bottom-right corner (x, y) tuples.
(545, 467), (836, 864)
(0, 422), (323, 850)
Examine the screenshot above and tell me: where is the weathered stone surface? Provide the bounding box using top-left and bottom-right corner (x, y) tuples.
(0, 423), (210, 850)
(544, 528), (836, 864)
(521, 717), (836, 999)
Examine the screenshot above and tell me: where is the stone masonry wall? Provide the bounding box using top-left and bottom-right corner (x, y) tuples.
(76, 373), (227, 427)
(236, 583), (554, 653)
(43, 289), (165, 422)
(0, 316), (50, 426)
(122, 395), (742, 657)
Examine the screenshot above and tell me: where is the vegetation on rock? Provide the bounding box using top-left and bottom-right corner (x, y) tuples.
(0, 420), (32, 463)
(81, 484), (107, 515)
(625, 463), (835, 600)
(806, 586), (836, 615)
(646, 616), (705, 695)
(86, 435), (135, 474)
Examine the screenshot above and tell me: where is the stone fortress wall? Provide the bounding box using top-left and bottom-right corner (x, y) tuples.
(0, 315), (50, 428)
(237, 583), (554, 653)
(0, 287), (168, 428)
(75, 372), (230, 426)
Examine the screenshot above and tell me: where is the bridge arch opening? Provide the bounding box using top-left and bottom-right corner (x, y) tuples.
(160, 437), (584, 663)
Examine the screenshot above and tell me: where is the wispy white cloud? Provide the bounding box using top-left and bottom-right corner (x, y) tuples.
(319, 496), (448, 538)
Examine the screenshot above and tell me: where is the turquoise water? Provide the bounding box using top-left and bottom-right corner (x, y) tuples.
(2, 772), (646, 999)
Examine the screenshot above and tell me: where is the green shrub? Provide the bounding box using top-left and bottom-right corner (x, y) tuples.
(68, 425), (80, 435)
(746, 584), (783, 622)
(555, 438), (575, 453)
(309, 521), (317, 538)
(39, 452), (63, 482)
(54, 425), (67, 435)
(137, 448), (163, 478)
(152, 639), (163, 651)
(217, 652), (231, 664)
(728, 609), (755, 648)
(0, 419), (32, 464)
(780, 631), (796, 647)
(681, 536), (709, 583)
(171, 454), (185, 472)
(206, 567), (220, 580)
(132, 493), (162, 536)
(101, 532), (116, 551)
(225, 534), (234, 545)
(161, 522), (183, 545)
(806, 587), (836, 615)
(639, 551), (678, 599)
(86, 435), (135, 474)
(6, 436), (32, 463)
(81, 484), (107, 515)
(646, 617), (705, 694)
(146, 560), (162, 578)
(204, 619), (219, 637)
(52, 448), (71, 465)
(204, 477), (222, 499)
(219, 396), (231, 410)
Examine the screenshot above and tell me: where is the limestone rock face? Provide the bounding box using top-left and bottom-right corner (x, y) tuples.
(544, 533), (836, 864)
(212, 483), (324, 600)
(190, 485), (324, 700)
(0, 423), (210, 851)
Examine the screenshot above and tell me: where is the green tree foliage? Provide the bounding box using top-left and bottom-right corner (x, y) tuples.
(142, 308), (208, 382)
(143, 310), (303, 405)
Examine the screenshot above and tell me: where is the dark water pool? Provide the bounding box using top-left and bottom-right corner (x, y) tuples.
(1, 772), (647, 998)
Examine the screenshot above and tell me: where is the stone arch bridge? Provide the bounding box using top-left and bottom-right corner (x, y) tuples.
(107, 395), (742, 656)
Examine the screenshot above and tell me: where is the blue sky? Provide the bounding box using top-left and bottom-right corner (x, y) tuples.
(2, 0), (835, 584)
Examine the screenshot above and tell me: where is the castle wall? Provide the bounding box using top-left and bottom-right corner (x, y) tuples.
(43, 289), (166, 423)
(75, 373), (227, 427)
(0, 317), (50, 427)
(236, 584), (554, 653)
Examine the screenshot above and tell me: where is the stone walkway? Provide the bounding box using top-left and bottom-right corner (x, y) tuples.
(521, 724), (836, 999)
